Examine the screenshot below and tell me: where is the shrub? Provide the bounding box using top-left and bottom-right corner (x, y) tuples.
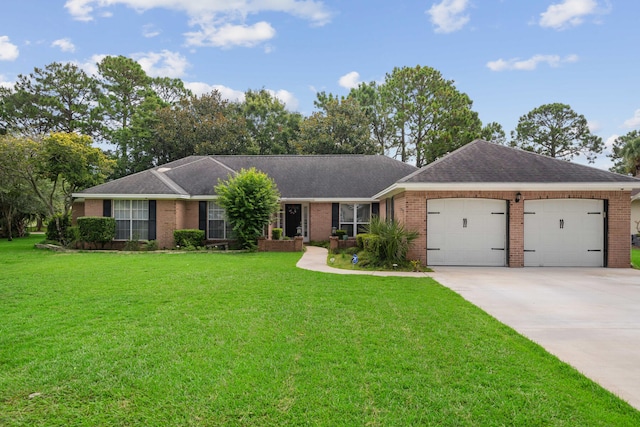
(77, 216), (116, 249)
(123, 239), (141, 251)
(356, 233), (378, 250)
(145, 240), (159, 251)
(365, 216), (418, 264)
(335, 229), (347, 239)
(215, 168), (280, 251)
(46, 214), (72, 245)
(272, 228), (283, 240)
(174, 229), (205, 248)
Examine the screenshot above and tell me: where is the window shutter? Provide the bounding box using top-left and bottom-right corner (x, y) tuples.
(103, 200), (111, 217)
(148, 200), (157, 240)
(371, 202), (379, 217)
(199, 201), (207, 232)
(331, 203), (339, 229)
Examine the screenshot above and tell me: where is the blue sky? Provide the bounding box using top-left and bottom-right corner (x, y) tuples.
(0, 0), (637, 170)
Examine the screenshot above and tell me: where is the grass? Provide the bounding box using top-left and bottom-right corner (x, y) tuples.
(633, 248), (640, 268)
(1, 236), (639, 426)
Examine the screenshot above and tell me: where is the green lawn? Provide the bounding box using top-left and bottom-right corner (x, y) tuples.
(1, 236), (639, 426)
(633, 248), (640, 268)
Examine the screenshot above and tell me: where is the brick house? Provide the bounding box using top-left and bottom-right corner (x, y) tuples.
(72, 140), (640, 267)
(72, 154), (417, 249)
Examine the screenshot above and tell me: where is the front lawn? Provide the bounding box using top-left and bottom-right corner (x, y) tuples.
(1, 236), (638, 426)
(633, 248), (640, 268)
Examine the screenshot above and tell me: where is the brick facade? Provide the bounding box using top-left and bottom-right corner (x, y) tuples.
(309, 202), (333, 242)
(391, 190), (632, 268)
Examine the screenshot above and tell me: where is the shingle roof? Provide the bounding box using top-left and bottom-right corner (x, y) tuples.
(400, 139), (640, 184)
(79, 155), (419, 199)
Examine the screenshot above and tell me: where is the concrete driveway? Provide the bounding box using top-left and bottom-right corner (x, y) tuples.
(429, 267), (640, 410)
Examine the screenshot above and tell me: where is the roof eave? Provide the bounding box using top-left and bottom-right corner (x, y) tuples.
(374, 182), (640, 199)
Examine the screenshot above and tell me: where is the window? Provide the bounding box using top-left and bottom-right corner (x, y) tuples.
(114, 200), (148, 240)
(208, 201), (233, 239)
(339, 203), (371, 236)
(386, 197), (394, 221)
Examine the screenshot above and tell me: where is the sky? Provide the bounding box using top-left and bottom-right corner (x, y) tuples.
(1, 0), (638, 171)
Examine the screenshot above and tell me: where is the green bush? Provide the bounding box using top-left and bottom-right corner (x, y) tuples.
(335, 229), (347, 239)
(272, 228), (283, 240)
(365, 216), (418, 264)
(45, 214), (72, 244)
(77, 216), (116, 249)
(214, 168), (280, 250)
(145, 240), (159, 251)
(356, 233), (377, 249)
(174, 229), (205, 248)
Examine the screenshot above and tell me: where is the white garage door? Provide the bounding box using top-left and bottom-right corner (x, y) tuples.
(427, 198), (507, 266)
(524, 199), (604, 267)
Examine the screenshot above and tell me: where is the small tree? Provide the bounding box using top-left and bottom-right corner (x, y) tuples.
(214, 168), (280, 250)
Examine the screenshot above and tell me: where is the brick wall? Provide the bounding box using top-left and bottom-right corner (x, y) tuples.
(156, 200), (177, 249)
(309, 202), (332, 241)
(393, 190), (632, 268)
(258, 236), (304, 252)
(84, 199), (103, 217)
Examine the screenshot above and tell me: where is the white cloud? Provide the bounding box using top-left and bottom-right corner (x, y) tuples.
(604, 134), (619, 150)
(268, 89), (299, 111)
(539, 0), (602, 29)
(427, 0), (470, 34)
(623, 109), (640, 128)
(142, 24), (160, 38)
(487, 54), (578, 71)
(0, 74), (14, 89)
(64, 0), (331, 48)
(132, 50), (190, 78)
(0, 36), (19, 61)
(185, 82), (246, 102)
(74, 54), (108, 76)
(338, 71), (360, 89)
(588, 120), (602, 133)
(184, 83), (299, 110)
(52, 38), (76, 53)
(185, 21), (276, 48)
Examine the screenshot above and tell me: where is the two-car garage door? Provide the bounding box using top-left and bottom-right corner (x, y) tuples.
(426, 198), (605, 267)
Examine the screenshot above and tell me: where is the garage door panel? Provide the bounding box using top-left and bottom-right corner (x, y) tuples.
(524, 199), (604, 267)
(427, 198), (507, 266)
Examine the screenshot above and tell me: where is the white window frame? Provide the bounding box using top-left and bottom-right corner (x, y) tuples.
(208, 201), (233, 239)
(339, 203), (371, 237)
(114, 200), (149, 240)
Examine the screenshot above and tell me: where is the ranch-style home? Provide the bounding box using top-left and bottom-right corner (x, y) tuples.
(72, 140), (640, 268)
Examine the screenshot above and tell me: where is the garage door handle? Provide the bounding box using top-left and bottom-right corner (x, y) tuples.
(427, 248), (440, 251)
(463, 218), (467, 228)
(491, 248), (505, 251)
(559, 219), (564, 229)
(587, 249), (601, 252)
(524, 250), (535, 252)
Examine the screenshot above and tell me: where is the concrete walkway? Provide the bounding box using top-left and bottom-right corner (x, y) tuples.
(298, 246), (640, 410)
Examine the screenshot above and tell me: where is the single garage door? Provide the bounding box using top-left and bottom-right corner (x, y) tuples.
(524, 199), (604, 267)
(427, 198), (507, 266)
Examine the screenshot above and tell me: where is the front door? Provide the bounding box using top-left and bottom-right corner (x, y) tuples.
(285, 204), (302, 238)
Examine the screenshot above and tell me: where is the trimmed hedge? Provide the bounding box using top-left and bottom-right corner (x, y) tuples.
(77, 217), (116, 249)
(174, 229), (205, 248)
(46, 214), (72, 244)
(271, 228), (283, 240)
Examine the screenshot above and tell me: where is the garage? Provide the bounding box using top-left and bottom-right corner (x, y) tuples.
(427, 198), (507, 266)
(524, 199), (605, 267)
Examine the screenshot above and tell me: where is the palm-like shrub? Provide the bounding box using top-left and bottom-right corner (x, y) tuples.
(365, 216), (418, 264)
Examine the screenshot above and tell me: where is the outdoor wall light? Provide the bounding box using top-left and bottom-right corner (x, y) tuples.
(515, 192), (522, 203)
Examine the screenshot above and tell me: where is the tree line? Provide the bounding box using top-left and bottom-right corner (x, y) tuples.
(1, 58), (638, 240)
